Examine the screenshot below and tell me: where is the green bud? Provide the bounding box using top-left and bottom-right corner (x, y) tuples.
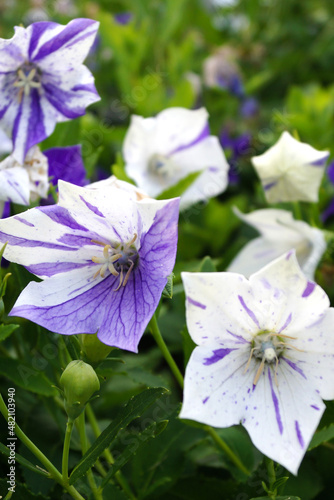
(81, 333), (114, 364)
(60, 360), (100, 420)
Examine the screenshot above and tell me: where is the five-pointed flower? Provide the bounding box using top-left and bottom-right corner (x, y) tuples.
(251, 131), (329, 203)
(0, 180), (179, 352)
(123, 107), (229, 209)
(180, 252), (334, 474)
(228, 208), (326, 280)
(0, 18), (100, 163)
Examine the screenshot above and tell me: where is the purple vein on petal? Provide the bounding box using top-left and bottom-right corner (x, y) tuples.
(268, 367), (283, 435)
(187, 296), (206, 309)
(203, 348), (235, 365)
(238, 295), (260, 328)
(279, 312), (292, 333)
(282, 357), (307, 380)
(226, 329), (249, 344)
(167, 122), (210, 157)
(295, 420), (304, 448)
(302, 281), (316, 298)
(79, 195), (105, 217)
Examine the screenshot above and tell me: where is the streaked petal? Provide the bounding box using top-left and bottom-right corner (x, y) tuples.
(182, 271), (260, 346)
(0, 166), (30, 204)
(29, 19), (99, 71)
(250, 252), (330, 334)
(0, 26), (27, 72)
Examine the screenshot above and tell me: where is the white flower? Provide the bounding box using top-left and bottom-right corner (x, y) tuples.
(228, 208), (326, 280)
(123, 107), (229, 210)
(251, 131), (329, 203)
(0, 146), (49, 205)
(181, 252), (334, 474)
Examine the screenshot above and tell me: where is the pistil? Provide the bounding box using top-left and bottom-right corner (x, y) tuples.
(13, 65), (41, 100)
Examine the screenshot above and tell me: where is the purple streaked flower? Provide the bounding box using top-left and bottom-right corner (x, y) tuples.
(0, 180), (179, 352)
(44, 145), (87, 189)
(123, 107), (229, 209)
(252, 131), (329, 204)
(180, 251), (334, 474)
(0, 18), (100, 164)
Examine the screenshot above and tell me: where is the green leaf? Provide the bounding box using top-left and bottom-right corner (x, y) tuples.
(0, 443), (49, 477)
(112, 152), (136, 184)
(157, 171), (202, 200)
(272, 477), (289, 490)
(69, 387), (168, 484)
(162, 273), (174, 299)
(101, 420), (168, 488)
(84, 144), (104, 178)
(308, 423), (334, 450)
(0, 323), (19, 342)
(199, 256), (217, 273)
(0, 357), (57, 397)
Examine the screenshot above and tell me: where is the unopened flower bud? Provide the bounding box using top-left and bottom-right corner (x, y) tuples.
(60, 360), (100, 420)
(81, 333), (114, 364)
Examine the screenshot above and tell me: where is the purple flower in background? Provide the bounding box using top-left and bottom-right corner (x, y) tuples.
(240, 97), (259, 118)
(0, 18), (100, 163)
(0, 180), (179, 352)
(0, 144), (87, 207)
(322, 160), (334, 221)
(44, 145), (87, 190)
(220, 129), (251, 184)
(114, 12), (133, 25)
(181, 252), (334, 474)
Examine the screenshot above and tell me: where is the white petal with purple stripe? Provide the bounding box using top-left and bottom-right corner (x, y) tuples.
(181, 251), (334, 474)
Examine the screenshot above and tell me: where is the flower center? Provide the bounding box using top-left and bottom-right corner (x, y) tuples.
(148, 153), (180, 180)
(13, 63), (42, 99)
(91, 233), (139, 291)
(244, 331), (299, 386)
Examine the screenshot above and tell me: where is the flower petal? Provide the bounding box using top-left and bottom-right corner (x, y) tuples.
(29, 19), (99, 71)
(182, 271), (260, 346)
(44, 145), (87, 187)
(250, 251), (330, 335)
(0, 26), (27, 72)
(0, 166), (30, 204)
(228, 208), (326, 280)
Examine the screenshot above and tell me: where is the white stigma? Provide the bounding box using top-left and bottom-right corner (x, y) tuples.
(13, 67), (41, 98)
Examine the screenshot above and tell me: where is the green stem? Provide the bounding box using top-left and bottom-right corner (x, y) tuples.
(62, 419), (74, 483)
(86, 403), (137, 499)
(264, 456), (276, 495)
(149, 314), (184, 388)
(0, 393), (85, 500)
(149, 314), (251, 476)
(292, 201), (303, 221)
(204, 426), (250, 476)
(77, 411), (103, 500)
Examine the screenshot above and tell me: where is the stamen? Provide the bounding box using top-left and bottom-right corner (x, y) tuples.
(253, 358), (265, 386)
(91, 235), (138, 290)
(123, 259), (134, 287)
